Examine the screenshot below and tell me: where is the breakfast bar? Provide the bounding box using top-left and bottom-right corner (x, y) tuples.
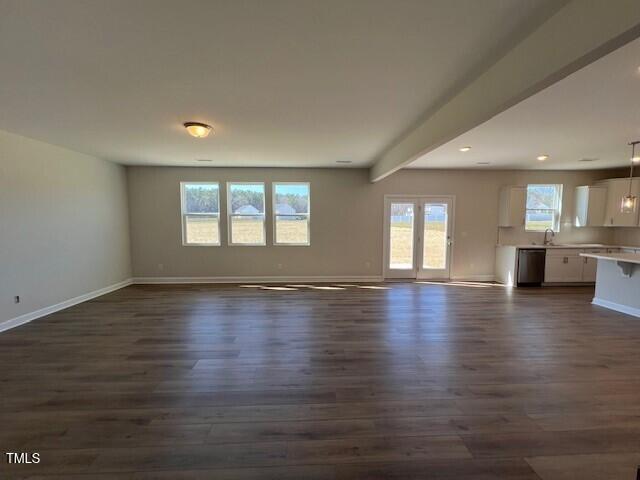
(580, 252), (640, 318)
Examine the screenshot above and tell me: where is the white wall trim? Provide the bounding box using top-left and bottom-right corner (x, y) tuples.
(592, 297), (640, 318)
(450, 275), (495, 282)
(0, 279), (133, 334)
(132, 275), (384, 284)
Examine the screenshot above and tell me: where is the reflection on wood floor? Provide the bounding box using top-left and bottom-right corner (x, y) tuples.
(2, 282), (640, 479)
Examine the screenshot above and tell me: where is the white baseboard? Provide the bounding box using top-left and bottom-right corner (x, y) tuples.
(592, 297), (640, 318)
(132, 275), (384, 284)
(450, 275), (496, 282)
(0, 279), (133, 334)
(133, 275), (495, 284)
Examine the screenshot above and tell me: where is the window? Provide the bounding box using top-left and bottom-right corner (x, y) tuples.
(181, 182), (220, 245)
(228, 183), (266, 245)
(273, 183), (310, 245)
(525, 184), (563, 232)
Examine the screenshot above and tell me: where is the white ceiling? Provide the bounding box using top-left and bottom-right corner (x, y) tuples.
(0, 0), (557, 168)
(408, 36), (640, 170)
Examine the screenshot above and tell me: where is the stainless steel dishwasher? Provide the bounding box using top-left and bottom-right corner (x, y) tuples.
(517, 249), (546, 286)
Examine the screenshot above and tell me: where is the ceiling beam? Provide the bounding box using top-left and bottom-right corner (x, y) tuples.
(369, 0), (640, 182)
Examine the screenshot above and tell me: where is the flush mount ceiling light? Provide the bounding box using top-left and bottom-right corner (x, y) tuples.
(184, 122), (212, 138)
(536, 154), (549, 161)
(621, 140), (639, 213)
(459, 146), (471, 152)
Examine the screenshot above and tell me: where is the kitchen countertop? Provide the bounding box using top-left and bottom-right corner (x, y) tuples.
(580, 252), (640, 265)
(497, 244), (639, 250)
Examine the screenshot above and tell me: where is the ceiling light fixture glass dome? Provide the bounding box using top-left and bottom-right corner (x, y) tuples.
(184, 122), (213, 138)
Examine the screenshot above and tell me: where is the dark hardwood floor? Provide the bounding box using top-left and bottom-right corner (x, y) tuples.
(2, 282), (640, 479)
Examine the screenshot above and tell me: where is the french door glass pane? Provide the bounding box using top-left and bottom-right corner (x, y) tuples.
(389, 203), (414, 269)
(423, 203), (447, 269)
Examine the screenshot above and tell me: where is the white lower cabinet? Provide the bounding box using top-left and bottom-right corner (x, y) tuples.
(544, 248), (604, 283)
(581, 256), (598, 282)
(545, 253), (583, 282)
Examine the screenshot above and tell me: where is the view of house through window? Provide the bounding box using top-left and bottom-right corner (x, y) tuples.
(525, 184), (563, 232)
(274, 183), (310, 245)
(228, 183), (266, 245)
(181, 182), (220, 245)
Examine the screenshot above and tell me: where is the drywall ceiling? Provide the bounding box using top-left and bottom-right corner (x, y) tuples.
(408, 36), (640, 170)
(0, 0), (557, 167)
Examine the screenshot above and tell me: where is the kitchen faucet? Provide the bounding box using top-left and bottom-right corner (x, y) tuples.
(543, 228), (555, 246)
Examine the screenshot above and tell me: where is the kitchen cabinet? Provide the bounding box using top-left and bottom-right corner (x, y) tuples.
(581, 248), (606, 282)
(574, 186), (606, 227)
(544, 248), (606, 283)
(597, 178), (640, 227)
(544, 249), (584, 282)
(498, 186), (526, 227)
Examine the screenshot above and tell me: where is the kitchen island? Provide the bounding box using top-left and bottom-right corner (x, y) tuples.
(580, 252), (640, 318)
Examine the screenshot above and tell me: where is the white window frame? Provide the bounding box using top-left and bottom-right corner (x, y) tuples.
(273, 182), (311, 246)
(180, 182), (221, 246)
(227, 182), (266, 246)
(525, 184), (563, 232)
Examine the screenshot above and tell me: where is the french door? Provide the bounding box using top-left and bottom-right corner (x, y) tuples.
(383, 196), (454, 280)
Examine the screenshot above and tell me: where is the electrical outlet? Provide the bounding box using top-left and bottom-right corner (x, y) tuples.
(157, 263), (164, 272)
(277, 263), (283, 270)
(14, 296), (20, 304)
(365, 261), (371, 269)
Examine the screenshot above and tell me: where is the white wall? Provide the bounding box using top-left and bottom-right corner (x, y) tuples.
(0, 130), (132, 326)
(127, 166), (620, 281)
(614, 228), (640, 246)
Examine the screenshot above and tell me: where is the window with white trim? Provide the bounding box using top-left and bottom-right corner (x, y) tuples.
(228, 182), (266, 245)
(181, 182), (220, 245)
(525, 184), (563, 232)
(273, 183), (310, 245)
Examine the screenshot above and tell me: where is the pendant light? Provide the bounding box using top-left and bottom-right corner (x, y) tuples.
(621, 141), (640, 213)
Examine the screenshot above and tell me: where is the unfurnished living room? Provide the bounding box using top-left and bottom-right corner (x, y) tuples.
(2, 1), (640, 478)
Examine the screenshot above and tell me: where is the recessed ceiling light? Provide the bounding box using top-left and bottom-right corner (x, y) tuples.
(336, 160), (352, 164)
(537, 155), (549, 161)
(459, 146), (471, 152)
(476, 161), (490, 165)
(184, 122), (213, 138)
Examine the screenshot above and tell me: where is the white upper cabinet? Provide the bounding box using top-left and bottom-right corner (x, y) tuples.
(574, 185), (606, 227)
(498, 186), (526, 227)
(597, 178), (640, 227)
